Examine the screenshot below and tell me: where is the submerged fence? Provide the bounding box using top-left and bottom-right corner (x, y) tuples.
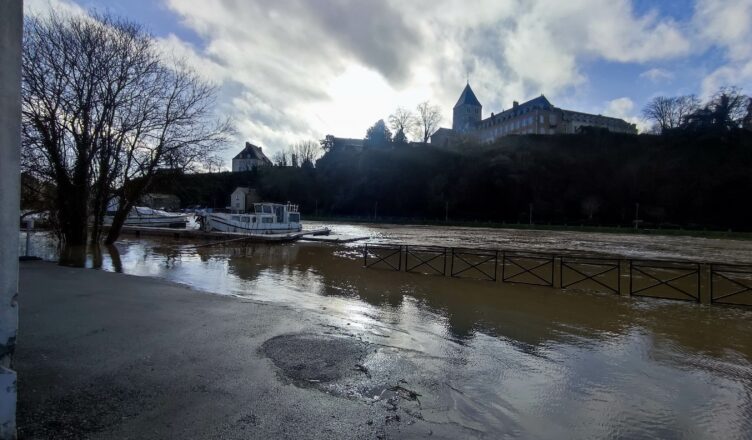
(362, 243), (752, 307)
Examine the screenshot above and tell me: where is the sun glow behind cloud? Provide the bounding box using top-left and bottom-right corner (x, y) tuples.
(303, 65), (436, 139)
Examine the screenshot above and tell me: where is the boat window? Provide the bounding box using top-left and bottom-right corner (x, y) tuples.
(263, 205), (273, 214)
(254, 204), (263, 214)
(262, 217), (273, 223)
(275, 206), (284, 223)
(252, 216), (257, 223)
(241, 216), (250, 223)
(289, 213), (300, 223)
(231, 216), (241, 221)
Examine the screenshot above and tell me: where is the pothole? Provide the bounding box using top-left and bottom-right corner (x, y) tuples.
(261, 333), (370, 384)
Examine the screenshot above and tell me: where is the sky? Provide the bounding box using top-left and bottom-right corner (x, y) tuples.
(24, 0), (752, 168)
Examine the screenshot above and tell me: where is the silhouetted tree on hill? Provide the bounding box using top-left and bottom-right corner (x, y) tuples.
(682, 87), (749, 133)
(414, 101), (442, 143)
(364, 119), (392, 148)
(388, 107), (416, 140)
(642, 95), (699, 133)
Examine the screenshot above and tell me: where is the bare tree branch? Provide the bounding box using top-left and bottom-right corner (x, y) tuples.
(414, 101), (442, 143)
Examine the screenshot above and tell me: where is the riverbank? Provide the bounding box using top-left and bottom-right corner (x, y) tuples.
(16, 262), (460, 439)
(305, 216), (752, 241)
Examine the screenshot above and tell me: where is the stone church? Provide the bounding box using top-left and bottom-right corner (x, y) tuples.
(432, 83), (637, 146)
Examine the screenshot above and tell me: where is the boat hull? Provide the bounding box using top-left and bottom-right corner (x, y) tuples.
(120, 217), (188, 228)
(104, 207), (189, 229)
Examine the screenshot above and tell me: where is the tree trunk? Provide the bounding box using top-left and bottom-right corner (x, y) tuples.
(56, 180), (89, 246)
(105, 175), (156, 244)
(104, 199), (130, 245)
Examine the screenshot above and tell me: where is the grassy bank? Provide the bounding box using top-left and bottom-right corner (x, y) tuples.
(305, 215), (752, 241)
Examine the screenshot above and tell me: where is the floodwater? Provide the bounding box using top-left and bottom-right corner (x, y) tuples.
(304, 221), (752, 264)
(21, 228), (752, 438)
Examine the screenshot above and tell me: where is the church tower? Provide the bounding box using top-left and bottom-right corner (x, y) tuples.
(452, 83), (482, 132)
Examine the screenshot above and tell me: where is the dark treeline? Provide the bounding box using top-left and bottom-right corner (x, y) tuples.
(151, 128), (752, 231)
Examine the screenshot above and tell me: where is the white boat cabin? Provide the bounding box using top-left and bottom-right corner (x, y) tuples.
(203, 203), (301, 234)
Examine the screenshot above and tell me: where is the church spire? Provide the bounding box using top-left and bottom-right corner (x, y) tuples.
(452, 83), (482, 131)
(454, 83), (481, 109)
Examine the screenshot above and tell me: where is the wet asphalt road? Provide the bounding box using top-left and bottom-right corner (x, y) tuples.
(16, 262), (466, 439)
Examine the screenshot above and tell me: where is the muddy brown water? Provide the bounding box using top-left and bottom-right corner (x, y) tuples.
(304, 221), (752, 264)
(21, 228), (752, 438)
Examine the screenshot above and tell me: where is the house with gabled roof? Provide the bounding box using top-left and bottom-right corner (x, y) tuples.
(232, 142), (272, 172)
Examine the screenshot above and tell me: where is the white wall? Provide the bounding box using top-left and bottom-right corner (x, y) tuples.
(0, 1), (22, 438)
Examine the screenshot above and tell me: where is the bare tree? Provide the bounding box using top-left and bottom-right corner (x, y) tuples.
(413, 101), (442, 143)
(388, 107), (416, 140)
(674, 95), (701, 127)
(272, 151), (288, 166)
(289, 140), (319, 167)
(103, 65), (231, 244)
(641, 95), (699, 133)
(22, 11), (230, 246)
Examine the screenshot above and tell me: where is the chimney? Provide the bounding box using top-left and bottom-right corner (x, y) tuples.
(513, 101), (519, 108)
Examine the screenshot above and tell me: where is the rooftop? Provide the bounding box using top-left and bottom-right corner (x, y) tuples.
(454, 83), (482, 108)
(233, 142), (272, 164)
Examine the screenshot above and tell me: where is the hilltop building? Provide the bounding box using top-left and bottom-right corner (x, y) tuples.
(232, 142), (272, 172)
(432, 83), (637, 146)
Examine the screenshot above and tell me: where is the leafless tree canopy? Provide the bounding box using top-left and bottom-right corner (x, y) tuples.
(274, 141), (319, 167)
(641, 95), (699, 132)
(22, 11), (231, 245)
(290, 140), (319, 167)
(388, 107), (416, 140)
(413, 101), (442, 143)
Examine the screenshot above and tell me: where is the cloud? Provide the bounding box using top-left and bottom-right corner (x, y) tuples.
(693, 0), (752, 98)
(604, 97), (649, 132)
(701, 60), (752, 98)
(694, 0), (752, 61)
(36, 0), (742, 165)
(157, 0), (696, 162)
(640, 68), (674, 83)
(154, 34), (227, 83)
(24, 0), (87, 17)
(605, 97), (635, 117)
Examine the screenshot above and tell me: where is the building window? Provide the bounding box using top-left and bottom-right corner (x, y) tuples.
(539, 115), (544, 124)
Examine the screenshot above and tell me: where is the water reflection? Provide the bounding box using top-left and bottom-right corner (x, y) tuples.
(58, 243), (124, 272)
(24, 235), (752, 438)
